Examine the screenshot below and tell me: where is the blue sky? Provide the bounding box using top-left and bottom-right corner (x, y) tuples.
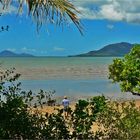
(1, 0), (140, 56)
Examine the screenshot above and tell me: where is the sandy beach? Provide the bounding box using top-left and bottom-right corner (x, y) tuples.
(37, 98), (140, 115)
(34, 98), (140, 133)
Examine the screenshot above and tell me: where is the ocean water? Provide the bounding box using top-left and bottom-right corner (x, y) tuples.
(0, 57), (114, 80)
(0, 57), (137, 99)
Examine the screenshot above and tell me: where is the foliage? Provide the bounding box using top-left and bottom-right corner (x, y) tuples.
(0, 0), (83, 34)
(71, 96), (107, 139)
(96, 101), (140, 139)
(1, 68), (140, 139)
(0, 68), (57, 139)
(109, 45), (140, 95)
(42, 111), (70, 139)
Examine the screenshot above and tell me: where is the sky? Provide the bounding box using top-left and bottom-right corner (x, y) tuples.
(1, 0), (140, 56)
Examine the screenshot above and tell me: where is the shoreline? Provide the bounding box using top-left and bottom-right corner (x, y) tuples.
(37, 98), (140, 115)
(47, 94), (140, 105)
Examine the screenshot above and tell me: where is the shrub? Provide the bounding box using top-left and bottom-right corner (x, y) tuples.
(96, 101), (140, 139)
(109, 45), (140, 95)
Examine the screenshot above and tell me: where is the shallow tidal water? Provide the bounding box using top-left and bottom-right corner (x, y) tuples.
(1, 57), (139, 99)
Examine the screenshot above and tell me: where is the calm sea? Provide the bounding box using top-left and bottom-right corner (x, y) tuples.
(0, 57), (137, 99)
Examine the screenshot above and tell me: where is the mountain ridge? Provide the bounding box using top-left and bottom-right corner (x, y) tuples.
(69, 42), (135, 57)
(0, 50), (34, 57)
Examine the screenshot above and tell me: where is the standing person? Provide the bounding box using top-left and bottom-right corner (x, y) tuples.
(62, 96), (70, 118)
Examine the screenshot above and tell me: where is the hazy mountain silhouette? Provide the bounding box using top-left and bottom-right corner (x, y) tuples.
(0, 50), (34, 57)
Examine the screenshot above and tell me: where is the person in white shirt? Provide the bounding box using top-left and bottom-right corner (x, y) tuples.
(62, 96), (70, 118)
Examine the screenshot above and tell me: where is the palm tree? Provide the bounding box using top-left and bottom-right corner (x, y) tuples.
(0, 0), (83, 34)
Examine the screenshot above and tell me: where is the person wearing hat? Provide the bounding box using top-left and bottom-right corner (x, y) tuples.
(62, 96), (70, 118)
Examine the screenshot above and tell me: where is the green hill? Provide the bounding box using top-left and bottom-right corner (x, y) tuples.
(70, 42), (134, 57)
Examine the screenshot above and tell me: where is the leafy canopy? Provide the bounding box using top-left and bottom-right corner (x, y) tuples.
(109, 45), (140, 95)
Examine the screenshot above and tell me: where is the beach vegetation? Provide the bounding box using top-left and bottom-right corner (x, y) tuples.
(1, 69), (140, 139)
(109, 45), (140, 96)
(70, 96), (107, 139)
(96, 100), (140, 139)
(0, 68), (57, 139)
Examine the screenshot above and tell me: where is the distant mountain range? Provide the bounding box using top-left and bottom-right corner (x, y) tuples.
(0, 42), (137, 57)
(0, 50), (34, 57)
(69, 42), (134, 57)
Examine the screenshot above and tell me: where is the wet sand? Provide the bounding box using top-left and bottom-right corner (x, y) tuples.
(1, 57), (111, 80)
(16, 66), (108, 80)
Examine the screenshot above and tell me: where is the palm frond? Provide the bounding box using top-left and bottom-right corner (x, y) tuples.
(1, 0), (83, 34)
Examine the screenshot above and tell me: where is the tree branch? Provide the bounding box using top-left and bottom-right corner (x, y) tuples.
(132, 91), (140, 96)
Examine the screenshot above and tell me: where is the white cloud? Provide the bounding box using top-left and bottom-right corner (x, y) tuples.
(100, 2), (125, 21)
(7, 48), (16, 52)
(107, 24), (114, 29)
(21, 47), (36, 53)
(53, 47), (65, 51)
(73, 0), (140, 24)
(77, 6), (99, 20)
